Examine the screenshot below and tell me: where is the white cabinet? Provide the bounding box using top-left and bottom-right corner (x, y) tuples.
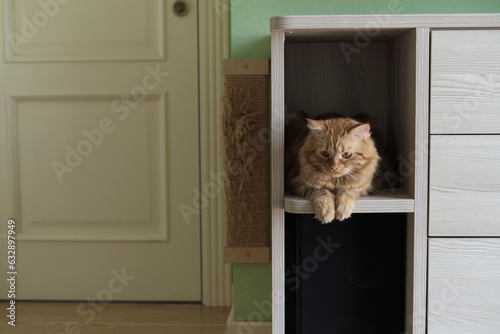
(427, 28), (500, 334)
(430, 30), (500, 134)
(428, 239), (500, 334)
(271, 14), (500, 334)
(429, 135), (500, 236)
(429, 30), (500, 237)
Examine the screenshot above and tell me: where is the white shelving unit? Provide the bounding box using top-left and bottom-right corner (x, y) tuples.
(270, 14), (500, 334)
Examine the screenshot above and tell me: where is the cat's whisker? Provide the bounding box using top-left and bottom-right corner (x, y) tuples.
(345, 171), (359, 181)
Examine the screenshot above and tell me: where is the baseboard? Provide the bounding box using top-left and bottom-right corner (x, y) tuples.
(226, 306), (272, 334)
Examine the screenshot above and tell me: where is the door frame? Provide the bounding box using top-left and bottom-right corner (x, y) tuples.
(198, 0), (232, 307)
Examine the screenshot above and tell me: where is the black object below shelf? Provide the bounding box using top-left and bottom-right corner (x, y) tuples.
(285, 212), (406, 334)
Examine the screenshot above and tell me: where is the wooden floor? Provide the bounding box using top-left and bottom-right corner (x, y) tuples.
(0, 301), (231, 333)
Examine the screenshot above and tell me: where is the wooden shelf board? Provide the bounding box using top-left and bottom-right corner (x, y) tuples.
(284, 188), (414, 214)
(271, 14), (500, 32)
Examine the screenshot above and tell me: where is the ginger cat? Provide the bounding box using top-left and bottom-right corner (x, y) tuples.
(286, 112), (381, 223)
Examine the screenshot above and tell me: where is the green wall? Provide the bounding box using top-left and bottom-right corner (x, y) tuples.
(230, 0), (500, 59)
(229, 0), (500, 322)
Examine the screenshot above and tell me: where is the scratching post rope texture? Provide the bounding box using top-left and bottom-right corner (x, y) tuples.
(222, 59), (269, 263)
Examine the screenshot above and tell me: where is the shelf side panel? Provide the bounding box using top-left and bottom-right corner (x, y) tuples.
(271, 30), (286, 334)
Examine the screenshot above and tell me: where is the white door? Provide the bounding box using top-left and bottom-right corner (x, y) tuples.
(0, 0), (201, 301)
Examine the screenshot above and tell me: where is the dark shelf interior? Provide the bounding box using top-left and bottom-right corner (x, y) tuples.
(285, 212), (406, 334)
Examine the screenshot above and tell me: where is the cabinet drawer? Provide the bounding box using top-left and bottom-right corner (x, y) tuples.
(430, 30), (500, 134)
(429, 135), (500, 236)
(428, 239), (500, 334)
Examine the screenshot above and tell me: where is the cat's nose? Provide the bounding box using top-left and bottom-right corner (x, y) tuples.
(331, 165), (339, 171)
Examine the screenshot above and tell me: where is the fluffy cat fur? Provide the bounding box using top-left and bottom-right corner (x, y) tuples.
(286, 111), (381, 223)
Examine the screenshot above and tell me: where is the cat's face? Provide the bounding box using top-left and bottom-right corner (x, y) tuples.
(301, 118), (375, 178)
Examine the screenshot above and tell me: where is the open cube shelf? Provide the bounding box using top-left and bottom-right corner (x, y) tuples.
(271, 14), (500, 334)
(275, 24), (423, 334)
(285, 212), (407, 333)
(283, 27), (420, 212)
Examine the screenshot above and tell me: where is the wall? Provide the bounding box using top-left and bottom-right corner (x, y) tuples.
(229, 0), (500, 322)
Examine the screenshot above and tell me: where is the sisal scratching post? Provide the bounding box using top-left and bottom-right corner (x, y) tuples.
(222, 59), (270, 263)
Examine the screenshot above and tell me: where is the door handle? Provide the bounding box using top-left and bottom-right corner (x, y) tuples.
(173, 1), (189, 17)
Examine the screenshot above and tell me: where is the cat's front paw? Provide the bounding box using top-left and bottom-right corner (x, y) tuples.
(313, 199), (335, 224)
(335, 202), (354, 221)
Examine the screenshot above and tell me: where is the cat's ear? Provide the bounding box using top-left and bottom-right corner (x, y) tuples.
(306, 118), (326, 133)
(349, 123), (371, 141)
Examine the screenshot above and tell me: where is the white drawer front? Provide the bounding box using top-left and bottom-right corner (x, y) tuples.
(429, 135), (500, 236)
(431, 30), (500, 134)
(428, 239), (500, 334)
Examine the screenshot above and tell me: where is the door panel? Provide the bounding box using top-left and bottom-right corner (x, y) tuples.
(4, 0), (164, 61)
(0, 0), (200, 301)
(8, 94), (167, 241)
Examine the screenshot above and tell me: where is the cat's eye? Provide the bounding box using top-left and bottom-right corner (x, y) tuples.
(342, 152), (352, 159)
(320, 150), (329, 157)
